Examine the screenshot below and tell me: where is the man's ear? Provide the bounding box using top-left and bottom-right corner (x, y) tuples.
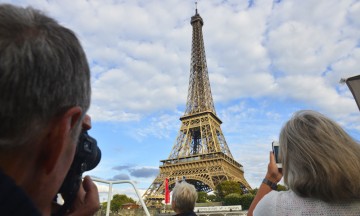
(40, 107), (83, 175)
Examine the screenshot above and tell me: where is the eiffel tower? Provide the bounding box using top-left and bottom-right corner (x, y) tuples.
(143, 8), (251, 206)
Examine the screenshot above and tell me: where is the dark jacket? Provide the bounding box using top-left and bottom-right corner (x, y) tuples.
(0, 169), (41, 216)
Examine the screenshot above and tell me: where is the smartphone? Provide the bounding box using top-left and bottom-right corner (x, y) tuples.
(272, 141), (282, 169)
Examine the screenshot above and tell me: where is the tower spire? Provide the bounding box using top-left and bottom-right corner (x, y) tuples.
(195, 1), (198, 14)
(185, 5), (214, 117)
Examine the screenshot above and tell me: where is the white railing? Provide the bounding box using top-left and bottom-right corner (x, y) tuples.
(92, 178), (150, 216)
(194, 205), (242, 212)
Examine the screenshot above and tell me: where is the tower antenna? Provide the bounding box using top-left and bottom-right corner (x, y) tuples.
(195, 1), (198, 14)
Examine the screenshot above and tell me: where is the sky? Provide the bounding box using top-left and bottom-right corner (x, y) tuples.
(3, 0), (360, 202)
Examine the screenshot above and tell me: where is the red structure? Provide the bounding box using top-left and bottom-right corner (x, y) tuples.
(165, 178), (170, 204)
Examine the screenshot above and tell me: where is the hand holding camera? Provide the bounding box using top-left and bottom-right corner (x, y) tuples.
(53, 130), (101, 216)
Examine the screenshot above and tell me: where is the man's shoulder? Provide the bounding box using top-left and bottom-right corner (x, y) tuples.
(0, 170), (41, 216)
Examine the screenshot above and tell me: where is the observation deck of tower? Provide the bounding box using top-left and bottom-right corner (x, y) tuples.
(143, 7), (251, 206)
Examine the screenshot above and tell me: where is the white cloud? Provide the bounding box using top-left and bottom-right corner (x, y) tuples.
(19, 0), (357, 125)
(133, 111), (182, 141)
(348, 1), (360, 27)
(328, 48), (360, 86)
(275, 75), (358, 115)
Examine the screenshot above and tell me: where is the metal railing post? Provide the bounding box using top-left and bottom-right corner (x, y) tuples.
(106, 182), (112, 216)
(92, 178), (150, 216)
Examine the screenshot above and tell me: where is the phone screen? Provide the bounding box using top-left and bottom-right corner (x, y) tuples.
(273, 145), (280, 163)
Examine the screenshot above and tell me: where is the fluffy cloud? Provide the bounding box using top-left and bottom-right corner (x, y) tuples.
(112, 164), (159, 178)
(129, 167), (159, 178)
(109, 173), (131, 181)
(134, 112), (182, 141)
(113, 165), (134, 171)
(14, 0), (358, 124)
(8, 0), (360, 123)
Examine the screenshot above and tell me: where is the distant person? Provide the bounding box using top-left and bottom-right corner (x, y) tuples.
(171, 181), (198, 216)
(0, 4), (100, 216)
(248, 110), (360, 216)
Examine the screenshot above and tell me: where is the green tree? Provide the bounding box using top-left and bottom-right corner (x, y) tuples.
(223, 193), (255, 209)
(207, 194), (217, 202)
(197, 191), (208, 203)
(101, 201), (107, 210)
(276, 184), (288, 191)
(249, 188), (258, 195)
(103, 194), (136, 212)
(239, 194), (255, 210)
(215, 181), (242, 200)
(223, 193), (241, 206)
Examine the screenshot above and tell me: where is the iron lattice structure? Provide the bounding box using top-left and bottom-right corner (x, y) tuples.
(143, 10), (251, 207)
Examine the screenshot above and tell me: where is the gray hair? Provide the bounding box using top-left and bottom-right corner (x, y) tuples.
(0, 4), (91, 148)
(172, 181), (198, 213)
(279, 110), (360, 202)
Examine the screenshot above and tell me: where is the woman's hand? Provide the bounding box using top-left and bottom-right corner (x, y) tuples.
(266, 151), (283, 183)
(248, 152), (283, 216)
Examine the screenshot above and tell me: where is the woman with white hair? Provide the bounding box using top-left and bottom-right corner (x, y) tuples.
(171, 181), (198, 216)
(248, 110), (360, 215)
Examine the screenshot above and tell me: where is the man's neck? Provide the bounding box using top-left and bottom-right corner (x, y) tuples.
(0, 151), (52, 215)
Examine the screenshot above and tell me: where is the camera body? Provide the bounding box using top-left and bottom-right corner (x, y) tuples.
(272, 141), (282, 169)
(56, 130), (101, 214)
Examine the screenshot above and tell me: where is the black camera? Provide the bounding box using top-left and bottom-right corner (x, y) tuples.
(54, 130), (101, 215)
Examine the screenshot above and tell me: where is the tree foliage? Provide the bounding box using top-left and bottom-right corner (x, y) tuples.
(239, 193), (255, 210)
(215, 181), (242, 200)
(249, 188), (258, 195)
(101, 202), (107, 210)
(207, 194), (217, 202)
(276, 184), (288, 191)
(223, 193), (255, 210)
(101, 194), (136, 212)
(197, 191), (208, 203)
(223, 193), (241, 206)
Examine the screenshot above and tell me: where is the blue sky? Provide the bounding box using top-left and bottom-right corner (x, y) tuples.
(3, 0), (360, 200)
